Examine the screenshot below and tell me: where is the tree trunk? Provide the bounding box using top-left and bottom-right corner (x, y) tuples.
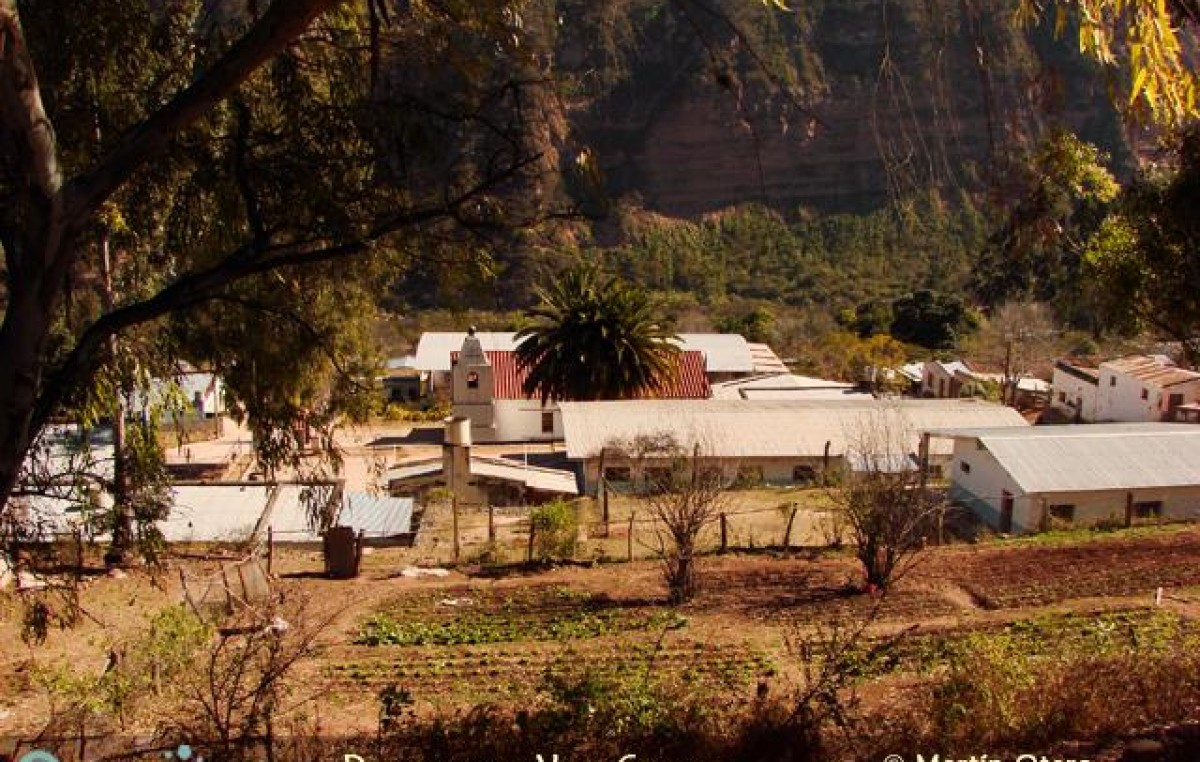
(0, 251), (63, 518)
(0, 0), (343, 523)
(98, 230), (134, 567)
(0, 0), (69, 519)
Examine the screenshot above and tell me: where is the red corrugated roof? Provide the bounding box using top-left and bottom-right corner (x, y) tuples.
(452, 350), (711, 400)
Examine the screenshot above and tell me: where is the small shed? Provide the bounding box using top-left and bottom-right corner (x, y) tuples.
(338, 492), (415, 542)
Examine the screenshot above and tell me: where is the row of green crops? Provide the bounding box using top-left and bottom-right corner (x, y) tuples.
(358, 606), (688, 646)
(357, 586), (689, 647)
(839, 608), (1198, 680)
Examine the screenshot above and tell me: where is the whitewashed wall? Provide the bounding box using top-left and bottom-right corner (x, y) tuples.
(1049, 367), (1098, 421)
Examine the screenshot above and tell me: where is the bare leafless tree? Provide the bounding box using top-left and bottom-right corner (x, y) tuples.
(830, 410), (945, 591)
(613, 434), (728, 604)
(178, 592), (338, 761)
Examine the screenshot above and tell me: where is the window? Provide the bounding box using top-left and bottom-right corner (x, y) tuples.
(1141, 388), (1149, 400)
(1058, 391), (1067, 403)
(1110, 376), (1117, 386)
(1048, 504), (1075, 523)
(603, 466), (631, 483)
(541, 411), (554, 433)
(792, 465), (817, 484)
(466, 371), (479, 389)
(1133, 500), (1163, 520)
(959, 461), (971, 474)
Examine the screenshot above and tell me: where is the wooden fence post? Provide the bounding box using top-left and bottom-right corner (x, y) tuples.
(452, 496), (461, 564)
(783, 505), (797, 549)
(599, 448), (610, 537)
(627, 512), (635, 562)
(74, 527), (84, 576)
(603, 480), (611, 538)
(488, 505), (495, 544)
(720, 513), (728, 554)
(267, 526), (274, 575)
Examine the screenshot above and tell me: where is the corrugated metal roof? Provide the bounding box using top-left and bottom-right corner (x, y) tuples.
(1016, 377), (1050, 393)
(1102, 355), (1200, 387)
(415, 332), (519, 371)
(338, 492), (414, 536)
(12, 494), (112, 540)
(559, 399), (1028, 460)
(420, 331), (755, 376)
(469, 457), (579, 494)
(899, 362), (925, 383)
(930, 360), (974, 378)
(161, 484), (274, 543)
(452, 350), (711, 400)
(673, 333), (754, 373)
(1055, 361), (1100, 384)
(711, 374), (860, 400)
(267, 484), (338, 542)
(384, 459), (442, 484)
(386, 456), (579, 495)
(21, 483), (406, 544)
(965, 424), (1200, 493)
(747, 343), (789, 374)
(385, 355), (419, 370)
(929, 422), (1197, 440)
(740, 388), (875, 401)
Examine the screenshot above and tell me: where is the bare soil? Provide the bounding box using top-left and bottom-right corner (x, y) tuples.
(2, 524), (1198, 740)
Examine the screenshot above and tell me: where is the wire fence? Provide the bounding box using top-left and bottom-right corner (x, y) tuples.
(420, 497), (847, 566)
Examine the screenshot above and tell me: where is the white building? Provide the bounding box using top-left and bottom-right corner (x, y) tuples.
(559, 398), (1028, 494)
(450, 331), (711, 443)
(920, 360), (990, 398)
(1050, 355), (1200, 423)
(1094, 355), (1200, 422)
(938, 423), (1200, 533)
(1049, 361), (1099, 421)
(416, 330), (765, 390)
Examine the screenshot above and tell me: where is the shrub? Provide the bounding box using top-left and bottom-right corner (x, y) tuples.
(913, 615), (1200, 751)
(528, 499), (578, 562)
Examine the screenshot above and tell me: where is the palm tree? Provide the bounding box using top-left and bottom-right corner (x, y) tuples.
(515, 267), (680, 402)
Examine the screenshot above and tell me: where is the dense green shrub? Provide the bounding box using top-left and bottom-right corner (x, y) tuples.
(529, 499), (579, 562)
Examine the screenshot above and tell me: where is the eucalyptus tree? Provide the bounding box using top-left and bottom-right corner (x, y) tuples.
(0, 0), (558, 558)
(1016, 0), (1200, 127)
(515, 267), (681, 402)
(1085, 126), (1200, 367)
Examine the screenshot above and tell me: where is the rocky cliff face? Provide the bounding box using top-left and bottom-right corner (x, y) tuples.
(550, 0), (1128, 216)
